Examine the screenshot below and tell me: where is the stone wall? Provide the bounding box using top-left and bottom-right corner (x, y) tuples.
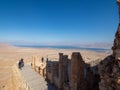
(70, 52), (86, 90)
(45, 52), (99, 90)
(32, 56), (46, 77)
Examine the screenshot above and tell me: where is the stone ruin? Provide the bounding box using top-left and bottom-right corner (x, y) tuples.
(32, 52), (100, 90)
(31, 1), (120, 90)
(32, 56), (46, 78)
(98, 0), (120, 90)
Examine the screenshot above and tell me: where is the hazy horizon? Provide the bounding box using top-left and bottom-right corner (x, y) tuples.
(0, 41), (112, 49)
(0, 0), (118, 49)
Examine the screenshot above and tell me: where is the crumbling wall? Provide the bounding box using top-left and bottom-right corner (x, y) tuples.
(32, 56), (46, 77)
(46, 52), (100, 90)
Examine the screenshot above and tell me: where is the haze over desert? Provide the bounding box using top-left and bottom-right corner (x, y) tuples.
(0, 43), (110, 89)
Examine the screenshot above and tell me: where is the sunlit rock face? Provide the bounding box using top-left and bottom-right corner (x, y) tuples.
(112, 24), (120, 60)
(98, 29), (120, 89)
(98, 1), (120, 90)
(117, 0), (120, 4)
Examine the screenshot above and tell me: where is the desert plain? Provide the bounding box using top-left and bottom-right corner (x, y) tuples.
(0, 43), (111, 89)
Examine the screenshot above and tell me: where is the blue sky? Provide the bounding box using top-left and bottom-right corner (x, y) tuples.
(0, 0), (119, 47)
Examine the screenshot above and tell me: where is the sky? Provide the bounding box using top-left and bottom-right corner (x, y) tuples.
(0, 0), (119, 47)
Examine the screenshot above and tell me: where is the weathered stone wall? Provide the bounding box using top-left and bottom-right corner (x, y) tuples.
(58, 53), (69, 90)
(46, 61), (59, 86)
(45, 52), (100, 90)
(32, 56), (46, 77)
(70, 52), (86, 90)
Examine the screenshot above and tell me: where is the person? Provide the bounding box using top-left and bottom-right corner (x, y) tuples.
(18, 58), (24, 69)
(46, 58), (48, 62)
(41, 57), (44, 62)
(20, 58), (24, 67)
(18, 60), (21, 69)
(31, 62), (32, 67)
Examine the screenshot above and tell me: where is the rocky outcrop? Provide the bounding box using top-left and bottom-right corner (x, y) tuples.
(98, 55), (120, 90)
(98, 1), (120, 90)
(112, 24), (120, 59)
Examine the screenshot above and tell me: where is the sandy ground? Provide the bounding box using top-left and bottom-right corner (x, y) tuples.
(0, 44), (111, 86)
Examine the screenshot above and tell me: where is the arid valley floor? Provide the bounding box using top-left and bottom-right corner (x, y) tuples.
(0, 43), (111, 89)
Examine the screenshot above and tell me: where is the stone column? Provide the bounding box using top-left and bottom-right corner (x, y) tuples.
(58, 53), (64, 90)
(32, 56), (35, 69)
(43, 68), (45, 76)
(50, 63), (54, 84)
(70, 52), (85, 90)
(63, 55), (69, 83)
(36, 56), (39, 63)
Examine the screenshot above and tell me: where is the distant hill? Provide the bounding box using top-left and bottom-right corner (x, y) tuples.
(0, 43), (16, 49)
(78, 42), (112, 49)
